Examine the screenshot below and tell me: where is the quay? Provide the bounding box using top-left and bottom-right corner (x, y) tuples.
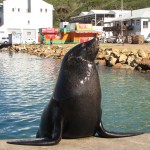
(0, 134), (149, 150)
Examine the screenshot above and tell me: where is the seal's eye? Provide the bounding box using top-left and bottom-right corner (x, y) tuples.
(67, 54), (74, 61)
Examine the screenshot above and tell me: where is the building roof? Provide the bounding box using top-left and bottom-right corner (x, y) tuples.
(79, 12), (88, 16)
(113, 7), (150, 21)
(88, 10), (115, 15)
(71, 10), (114, 19)
(71, 8), (150, 21)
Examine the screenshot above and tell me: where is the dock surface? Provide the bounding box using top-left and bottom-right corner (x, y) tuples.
(0, 134), (149, 150)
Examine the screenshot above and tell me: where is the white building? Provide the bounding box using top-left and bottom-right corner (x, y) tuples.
(69, 9), (130, 38)
(0, 0), (54, 43)
(104, 8), (150, 39)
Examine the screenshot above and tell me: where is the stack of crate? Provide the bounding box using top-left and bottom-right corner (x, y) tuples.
(127, 36), (132, 44)
(132, 35), (144, 44)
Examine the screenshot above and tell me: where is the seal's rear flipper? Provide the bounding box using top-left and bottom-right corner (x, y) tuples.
(7, 100), (64, 146)
(7, 138), (59, 146)
(95, 122), (144, 138)
(7, 124), (63, 146)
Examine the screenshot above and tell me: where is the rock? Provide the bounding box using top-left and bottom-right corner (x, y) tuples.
(97, 52), (105, 59)
(1, 47), (8, 51)
(113, 63), (123, 69)
(127, 54), (135, 66)
(106, 56), (117, 67)
(112, 49), (120, 57)
(121, 64), (135, 70)
(105, 48), (112, 51)
(1, 44), (149, 73)
(138, 50), (147, 58)
(14, 46), (21, 52)
(137, 58), (150, 70)
(98, 60), (106, 66)
(104, 55), (110, 61)
(61, 50), (67, 56)
(119, 54), (127, 63)
(134, 56), (143, 64)
(120, 48), (129, 54)
(131, 49), (138, 55)
(148, 53), (150, 59)
(130, 60), (138, 67)
(57, 45), (62, 48)
(135, 66), (142, 71)
(105, 50), (111, 56)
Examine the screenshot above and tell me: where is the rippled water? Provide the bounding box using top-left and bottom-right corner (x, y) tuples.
(0, 51), (149, 139)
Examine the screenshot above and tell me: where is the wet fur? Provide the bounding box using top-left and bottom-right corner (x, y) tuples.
(7, 38), (143, 146)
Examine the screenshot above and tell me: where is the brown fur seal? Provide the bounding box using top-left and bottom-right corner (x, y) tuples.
(7, 38), (143, 146)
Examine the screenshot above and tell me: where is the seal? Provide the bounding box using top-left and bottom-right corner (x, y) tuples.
(7, 38), (142, 146)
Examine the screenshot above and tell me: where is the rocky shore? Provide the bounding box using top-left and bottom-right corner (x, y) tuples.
(97, 47), (150, 72)
(1, 44), (70, 59)
(0, 44), (150, 73)
(97, 48), (150, 72)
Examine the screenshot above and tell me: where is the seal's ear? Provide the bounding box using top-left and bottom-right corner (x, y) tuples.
(66, 53), (74, 61)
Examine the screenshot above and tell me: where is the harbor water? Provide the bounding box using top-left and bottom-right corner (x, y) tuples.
(0, 51), (149, 139)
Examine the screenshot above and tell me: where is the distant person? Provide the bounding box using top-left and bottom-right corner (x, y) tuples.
(50, 38), (53, 45)
(122, 36), (126, 45)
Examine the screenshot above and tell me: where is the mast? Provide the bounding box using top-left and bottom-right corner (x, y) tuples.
(28, 0), (31, 12)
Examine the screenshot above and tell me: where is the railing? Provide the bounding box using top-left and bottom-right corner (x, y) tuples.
(103, 25), (134, 31)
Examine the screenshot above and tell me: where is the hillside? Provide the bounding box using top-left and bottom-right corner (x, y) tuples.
(0, 0), (150, 27)
(44, 0), (150, 27)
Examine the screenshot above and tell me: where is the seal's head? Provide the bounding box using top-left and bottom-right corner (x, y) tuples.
(64, 38), (99, 63)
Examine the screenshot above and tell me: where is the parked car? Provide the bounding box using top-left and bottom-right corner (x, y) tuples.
(24, 39), (36, 44)
(98, 37), (107, 43)
(144, 37), (150, 43)
(106, 36), (117, 43)
(0, 37), (9, 45)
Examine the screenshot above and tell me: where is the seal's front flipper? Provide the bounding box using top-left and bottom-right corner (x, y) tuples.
(95, 122), (143, 138)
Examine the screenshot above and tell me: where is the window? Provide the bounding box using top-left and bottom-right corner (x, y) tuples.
(111, 14), (115, 18)
(27, 32), (31, 35)
(12, 8), (15, 12)
(143, 21), (148, 28)
(45, 9), (47, 13)
(18, 8), (20, 12)
(105, 14), (114, 18)
(2, 37), (8, 40)
(0, 8), (3, 13)
(40, 8), (42, 12)
(28, 20), (30, 24)
(136, 20), (140, 26)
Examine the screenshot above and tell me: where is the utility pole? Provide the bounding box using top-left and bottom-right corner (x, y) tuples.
(121, 0), (123, 37)
(95, 13), (96, 26)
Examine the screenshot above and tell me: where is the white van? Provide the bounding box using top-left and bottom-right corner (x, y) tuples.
(0, 37), (9, 45)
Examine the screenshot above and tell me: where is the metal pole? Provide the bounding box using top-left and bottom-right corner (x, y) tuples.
(95, 13), (96, 26)
(121, 0), (123, 37)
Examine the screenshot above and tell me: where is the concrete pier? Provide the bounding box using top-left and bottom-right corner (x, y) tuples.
(0, 134), (149, 150)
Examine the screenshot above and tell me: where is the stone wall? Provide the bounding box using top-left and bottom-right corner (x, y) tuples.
(0, 44), (150, 73)
(0, 44), (71, 59)
(97, 48), (150, 72)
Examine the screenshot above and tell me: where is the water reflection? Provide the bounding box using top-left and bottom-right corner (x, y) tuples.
(98, 65), (150, 133)
(0, 52), (149, 139)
